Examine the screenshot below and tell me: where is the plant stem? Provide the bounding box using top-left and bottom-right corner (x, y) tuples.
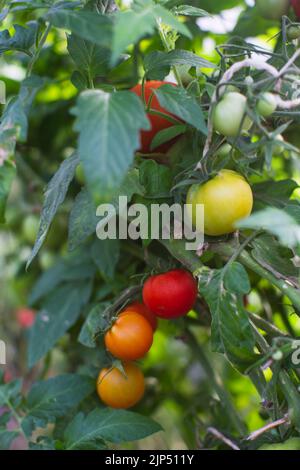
(156, 20), (183, 87)
(248, 312), (288, 338)
(185, 328), (248, 436)
(27, 23), (51, 77)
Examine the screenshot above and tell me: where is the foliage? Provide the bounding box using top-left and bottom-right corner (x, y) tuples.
(1, 0), (300, 451)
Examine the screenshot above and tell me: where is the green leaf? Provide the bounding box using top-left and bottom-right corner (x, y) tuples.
(0, 21), (38, 55)
(72, 89), (149, 203)
(111, 0), (191, 65)
(68, 189), (98, 251)
(153, 84), (207, 134)
(198, 267), (256, 371)
(139, 160), (173, 198)
(22, 374), (94, 436)
(28, 280), (93, 367)
(236, 207), (300, 249)
(90, 238), (120, 280)
(68, 169), (144, 250)
(64, 409), (162, 449)
(78, 302), (110, 348)
(0, 75), (45, 143)
(252, 234), (299, 279)
(224, 262), (250, 295)
(0, 430), (19, 450)
(26, 154), (79, 268)
(172, 5), (209, 17)
(253, 179), (298, 210)
(0, 378), (22, 407)
(46, 10), (112, 49)
(144, 49), (215, 78)
(29, 248), (96, 304)
(0, 161), (16, 224)
(67, 34), (111, 82)
(150, 124), (186, 150)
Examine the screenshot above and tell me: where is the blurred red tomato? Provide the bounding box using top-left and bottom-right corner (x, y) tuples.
(292, 0), (300, 18)
(16, 308), (35, 328)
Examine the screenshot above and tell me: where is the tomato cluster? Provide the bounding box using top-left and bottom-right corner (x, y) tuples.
(97, 270), (198, 409)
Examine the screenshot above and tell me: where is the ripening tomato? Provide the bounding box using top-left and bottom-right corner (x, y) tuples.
(97, 362), (145, 409)
(122, 301), (158, 331)
(256, 92), (277, 117)
(104, 311), (153, 360)
(213, 92), (252, 137)
(292, 0), (300, 18)
(187, 169), (253, 236)
(16, 308), (35, 328)
(143, 269), (197, 319)
(256, 0), (290, 20)
(131, 80), (180, 154)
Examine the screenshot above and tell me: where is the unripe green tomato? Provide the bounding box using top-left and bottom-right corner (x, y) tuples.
(273, 134), (285, 154)
(259, 437), (300, 450)
(213, 92), (252, 137)
(287, 25), (300, 40)
(257, 92), (277, 117)
(215, 143), (232, 158)
(22, 215), (39, 245)
(75, 163), (85, 185)
(39, 251), (55, 270)
(186, 169), (253, 236)
(256, 0), (290, 21)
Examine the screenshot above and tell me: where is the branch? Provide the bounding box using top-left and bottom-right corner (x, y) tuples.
(207, 427), (240, 450)
(246, 414), (289, 441)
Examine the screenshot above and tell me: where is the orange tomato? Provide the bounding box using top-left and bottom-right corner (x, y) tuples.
(97, 362), (145, 409)
(122, 301), (158, 331)
(104, 311), (153, 360)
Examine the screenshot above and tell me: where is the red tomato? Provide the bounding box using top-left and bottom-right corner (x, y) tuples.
(131, 80), (180, 154)
(292, 0), (300, 18)
(4, 369), (13, 383)
(97, 362), (145, 409)
(122, 301), (158, 331)
(104, 311), (153, 360)
(16, 308), (35, 328)
(142, 269), (198, 319)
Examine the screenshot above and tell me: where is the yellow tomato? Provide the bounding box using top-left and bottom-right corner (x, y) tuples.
(186, 169), (253, 236)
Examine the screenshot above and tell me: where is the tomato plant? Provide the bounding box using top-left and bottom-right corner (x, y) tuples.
(1, 0), (300, 454)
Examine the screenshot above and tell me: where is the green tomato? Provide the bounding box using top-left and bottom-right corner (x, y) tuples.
(22, 215), (40, 245)
(273, 134), (285, 154)
(287, 25), (300, 40)
(213, 92), (252, 137)
(259, 437), (300, 450)
(39, 251), (55, 270)
(215, 143), (232, 158)
(256, 0), (290, 20)
(75, 163), (85, 185)
(257, 92), (277, 117)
